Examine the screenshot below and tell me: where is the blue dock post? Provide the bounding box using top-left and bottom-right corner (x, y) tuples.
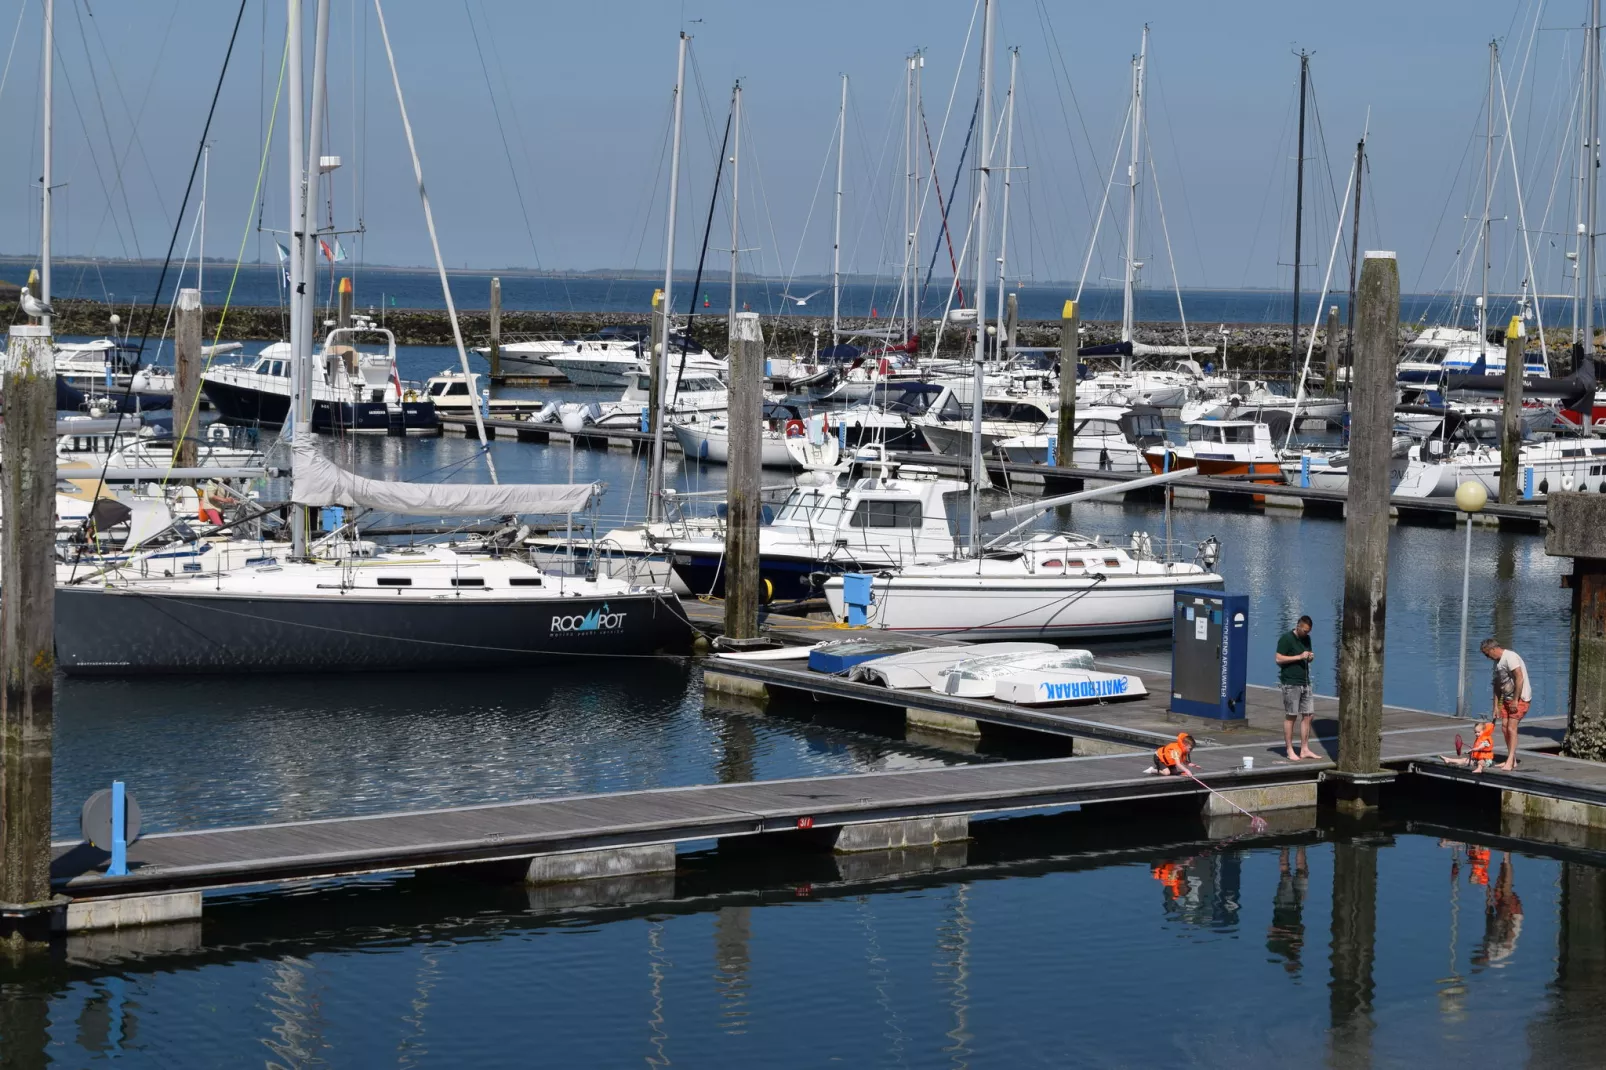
(480, 389), (491, 421)
(1300, 455), (1311, 489)
(109, 780), (128, 876)
(1046, 434), (1056, 464)
(640, 407), (650, 434)
(1524, 466), (1534, 500)
(837, 419), (847, 452)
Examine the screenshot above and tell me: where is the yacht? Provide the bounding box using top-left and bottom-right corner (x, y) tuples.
(203, 320), (438, 435)
(541, 367), (732, 431)
(660, 451), (965, 601)
(821, 531), (1221, 639)
(1395, 325), (1547, 382)
(671, 405), (841, 469)
(916, 381), (1059, 457)
(1143, 419), (1284, 480)
(472, 326), (647, 380)
(548, 333), (723, 388)
(995, 404), (1166, 472)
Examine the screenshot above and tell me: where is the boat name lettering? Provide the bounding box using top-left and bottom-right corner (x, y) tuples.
(551, 604), (628, 634)
(1038, 677), (1129, 701)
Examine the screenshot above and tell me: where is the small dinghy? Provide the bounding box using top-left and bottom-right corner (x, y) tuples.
(808, 637), (929, 674)
(713, 644), (818, 662)
(993, 667), (1149, 706)
(935, 649), (1098, 697)
(850, 642), (1055, 689)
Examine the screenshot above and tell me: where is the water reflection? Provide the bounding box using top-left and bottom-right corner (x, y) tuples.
(1267, 846), (1310, 975)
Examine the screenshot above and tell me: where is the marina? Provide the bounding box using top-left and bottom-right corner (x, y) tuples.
(11, 0), (1606, 1066)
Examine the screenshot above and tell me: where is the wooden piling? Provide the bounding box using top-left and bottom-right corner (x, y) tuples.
(646, 289), (665, 438)
(173, 288), (201, 470)
(1542, 492), (1606, 759)
(488, 276), (501, 381)
(338, 276), (353, 330)
(1327, 839), (1378, 1064)
(1324, 304), (1339, 396)
(1335, 252), (1397, 803)
(1004, 292), (1018, 355)
(1499, 316), (1524, 504)
(1055, 300), (1078, 467)
(723, 312), (763, 642)
(0, 325), (56, 925)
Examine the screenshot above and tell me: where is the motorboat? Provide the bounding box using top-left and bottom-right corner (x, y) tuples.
(548, 333), (723, 388)
(995, 404), (1166, 472)
(472, 327), (648, 380)
(1395, 325), (1547, 383)
(933, 648), (1145, 701)
(1143, 418), (1285, 480)
(1179, 379), (1345, 425)
(828, 382), (949, 451)
(203, 320), (438, 435)
(540, 367), (731, 431)
(821, 531), (1222, 640)
(992, 665), (1150, 706)
(807, 636), (930, 673)
(672, 405), (841, 469)
(424, 372), (549, 417)
(916, 381), (1059, 457)
(847, 642), (1055, 689)
(661, 450), (966, 601)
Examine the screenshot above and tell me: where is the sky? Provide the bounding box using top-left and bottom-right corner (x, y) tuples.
(0, 0), (1590, 299)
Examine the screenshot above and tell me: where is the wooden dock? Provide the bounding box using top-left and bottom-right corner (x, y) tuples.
(439, 413), (675, 452)
(893, 452), (1548, 528)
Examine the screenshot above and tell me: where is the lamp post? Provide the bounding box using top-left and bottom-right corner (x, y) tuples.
(1454, 479), (1489, 717)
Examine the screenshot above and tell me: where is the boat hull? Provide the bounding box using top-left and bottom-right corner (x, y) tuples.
(203, 379), (440, 435)
(56, 586), (692, 674)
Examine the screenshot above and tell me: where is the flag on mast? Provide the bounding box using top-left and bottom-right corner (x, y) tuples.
(276, 242), (291, 285)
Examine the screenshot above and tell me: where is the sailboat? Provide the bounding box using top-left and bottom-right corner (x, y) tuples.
(55, 0), (690, 673)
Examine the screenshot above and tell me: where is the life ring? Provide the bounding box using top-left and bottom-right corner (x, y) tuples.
(784, 419), (806, 438)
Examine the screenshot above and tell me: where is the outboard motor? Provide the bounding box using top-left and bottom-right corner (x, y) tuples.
(559, 402), (601, 435)
(529, 401), (561, 425)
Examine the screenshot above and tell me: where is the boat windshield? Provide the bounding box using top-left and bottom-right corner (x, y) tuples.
(1188, 424), (1258, 444)
(1400, 345), (1445, 365)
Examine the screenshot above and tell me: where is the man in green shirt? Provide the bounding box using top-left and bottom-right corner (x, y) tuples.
(1275, 615), (1317, 761)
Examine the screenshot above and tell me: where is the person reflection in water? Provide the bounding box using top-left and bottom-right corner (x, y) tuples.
(1473, 852), (1524, 969)
(1265, 846), (1308, 973)
(1152, 859), (1191, 903)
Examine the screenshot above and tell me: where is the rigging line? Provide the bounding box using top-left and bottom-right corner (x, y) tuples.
(622, 96), (676, 279)
(911, 0), (982, 305)
(1144, 140), (1189, 347)
(373, 0), (497, 480)
(922, 96), (978, 308)
(672, 95), (731, 407)
(80, 0), (182, 231)
(159, 29), (290, 493)
(0, 2), (26, 122)
(46, 30), (134, 260)
(1498, 59), (1549, 363)
(463, 1), (547, 275)
(1032, 0), (1104, 239)
(779, 98), (836, 291)
(1074, 94), (1130, 301)
(68, 1), (144, 258)
(1147, 68), (1207, 300)
(71, 0), (250, 551)
(925, 101), (970, 308)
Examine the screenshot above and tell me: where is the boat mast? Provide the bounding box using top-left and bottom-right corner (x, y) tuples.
(912, 52), (923, 346)
(39, 0), (51, 334)
(1120, 27), (1148, 366)
(903, 54), (915, 344)
(729, 81), (741, 340)
(648, 32), (688, 523)
(1587, 1), (1601, 358)
(995, 46), (1018, 361)
(832, 74), (845, 349)
(1345, 136), (1364, 401)
(299, 0), (331, 408)
(287, 0), (307, 558)
(1480, 40), (1496, 359)
(968, 0), (994, 559)
(1291, 50), (1308, 383)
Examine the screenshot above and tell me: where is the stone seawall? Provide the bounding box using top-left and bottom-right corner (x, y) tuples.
(21, 298), (1525, 373)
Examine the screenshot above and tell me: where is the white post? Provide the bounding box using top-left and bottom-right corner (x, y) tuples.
(300, 0), (331, 400)
(832, 73), (846, 350)
(286, 0), (306, 558)
(1456, 515), (1474, 718)
(729, 81), (741, 342)
(995, 47), (1018, 359)
(1121, 27), (1148, 358)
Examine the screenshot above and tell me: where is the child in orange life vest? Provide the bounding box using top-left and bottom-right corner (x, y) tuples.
(1440, 721), (1495, 774)
(1151, 861), (1189, 900)
(1149, 732), (1199, 776)
(1468, 845), (1492, 886)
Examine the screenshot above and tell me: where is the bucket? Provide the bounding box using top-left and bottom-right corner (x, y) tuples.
(1241, 756), (1254, 770)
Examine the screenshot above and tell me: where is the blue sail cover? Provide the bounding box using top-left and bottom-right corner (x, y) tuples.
(814, 343), (863, 363)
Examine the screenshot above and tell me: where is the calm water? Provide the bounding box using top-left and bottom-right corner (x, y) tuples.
(17, 258), (1584, 330)
(3, 345), (1591, 1066)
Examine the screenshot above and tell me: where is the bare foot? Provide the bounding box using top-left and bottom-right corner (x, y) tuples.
(1286, 750), (1299, 762)
(1496, 762), (1515, 772)
(1298, 749), (1319, 760)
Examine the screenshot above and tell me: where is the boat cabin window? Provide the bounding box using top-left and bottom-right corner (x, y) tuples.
(1400, 345), (1445, 365)
(1074, 419), (1121, 437)
(680, 377), (723, 393)
(888, 389), (937, 415)
(634, 374), (653, 391)
(1103, 557), (1122, 568)
(981, 401), (1052, 422)
(849, 499), (922, 529)
(429, 380), (471, 397)
(509, 577), (543, 587)
(376, 577), (412, 586)
(1066, 558), (1085, 568)
(451, 577), (485, 587)
(775, 489), (820, 521)
(936, 393), (968, 421)
(1124, 412), (1165, 438)
(1188, 424), (1256, 444)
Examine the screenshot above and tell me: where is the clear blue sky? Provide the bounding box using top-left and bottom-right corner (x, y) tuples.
(0, 0), (1585, 298)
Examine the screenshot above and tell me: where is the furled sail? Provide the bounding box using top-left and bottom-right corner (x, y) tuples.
(292, 440), (594, 515)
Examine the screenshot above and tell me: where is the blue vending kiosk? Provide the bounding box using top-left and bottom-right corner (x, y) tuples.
(1169, 588), (1248, 723)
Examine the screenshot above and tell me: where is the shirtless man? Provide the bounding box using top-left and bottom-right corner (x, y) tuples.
(1480, 639), (1530, 771)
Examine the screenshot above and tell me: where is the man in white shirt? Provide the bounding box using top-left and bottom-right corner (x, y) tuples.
(1480, 638), (1531, 771)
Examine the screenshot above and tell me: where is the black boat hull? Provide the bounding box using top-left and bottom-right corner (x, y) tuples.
(202, 379), (439, 435)
(56, 586), (692, 674)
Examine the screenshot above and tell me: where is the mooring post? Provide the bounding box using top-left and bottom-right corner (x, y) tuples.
(1543, 492), (1606, 758)
(338, 275), (353, 330)
(1055, 299), (1078, 467)
(173, 288), (202, 470)
(1003, 291), (1018, 356)
(1499, 315), (1525, 504)
(0, 324), (57, 936)
(722, 312), (764, 643)
(1324, 303), (1339, 396)
(1327, 838), (1379, 1067)
(488, 275), (502, 381)
(646, 289), (664, 438)
(1334, 251), (1397, 812)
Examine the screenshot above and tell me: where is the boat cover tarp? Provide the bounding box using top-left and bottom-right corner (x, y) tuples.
(292, 439), (594, 515)
(1443, 352), (1596, 412)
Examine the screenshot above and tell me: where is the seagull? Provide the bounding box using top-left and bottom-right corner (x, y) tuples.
(19, 286), (53, 320)
(780, 289), (825, 307)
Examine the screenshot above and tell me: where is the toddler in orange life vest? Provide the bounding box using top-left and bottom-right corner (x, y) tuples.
(1148, 732), (1198, 776)
(1440, 721), (1495, 774)
(1468, 845), (1492, 886)
(1151, 861), (1189, 900)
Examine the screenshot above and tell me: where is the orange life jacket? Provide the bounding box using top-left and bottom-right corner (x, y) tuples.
(1155, 741), (1186, 768)
(1152, 862), (1187, 899)
(1471, 724), (1495, 762)
(1469, 846), (1491, 886)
